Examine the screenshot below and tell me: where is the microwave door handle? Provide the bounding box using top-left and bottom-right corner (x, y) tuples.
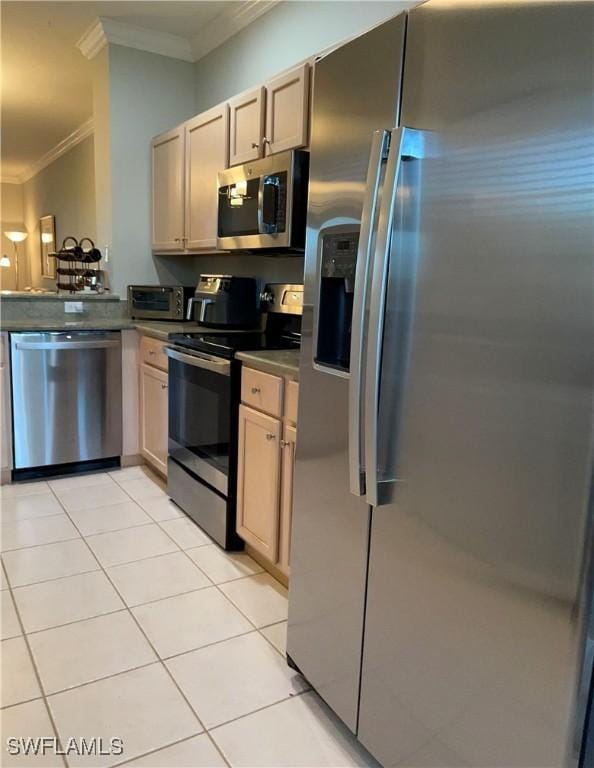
(348, 129), (390, 497)
(364, 126), (421, 507)
(258, 176), (279, 234)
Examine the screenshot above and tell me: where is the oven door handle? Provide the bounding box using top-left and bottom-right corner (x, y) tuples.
(165, 346), (231, 376)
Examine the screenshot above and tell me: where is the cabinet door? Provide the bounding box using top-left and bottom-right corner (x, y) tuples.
(140, 363), (169, 476)
(264, 63), (310, 155)
(278, 423), (296, 576)
(151, 126), (185, 250)
(228, 86), (265, 165)
(237, 404), (281, 561)
(185, 104), (229, 250)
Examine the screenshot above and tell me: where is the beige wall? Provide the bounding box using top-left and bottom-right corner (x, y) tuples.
(22, 135), (96, 289)
(91, 45), (196, 297)
(0, 182), (24, 289)
(194, 1), (414, 112)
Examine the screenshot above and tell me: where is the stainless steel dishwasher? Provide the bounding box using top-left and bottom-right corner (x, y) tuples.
(11, 331), (122, 475)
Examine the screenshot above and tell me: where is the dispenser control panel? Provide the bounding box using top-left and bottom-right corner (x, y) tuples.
(316, 229), (360, 374)
(320, 232), (358, 288)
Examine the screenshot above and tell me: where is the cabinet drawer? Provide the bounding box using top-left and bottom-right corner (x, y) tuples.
(285, 380), (299, 424)
(140, 335), (168, 372)
(242, 367), (283, 417)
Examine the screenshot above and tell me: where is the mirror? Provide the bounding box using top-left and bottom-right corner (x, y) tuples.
(39, 214), (56, 279)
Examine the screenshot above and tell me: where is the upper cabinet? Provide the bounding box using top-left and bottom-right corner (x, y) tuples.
(229, 86), (266, 166)
(185, 104), (230, 250)
(151, 126), (185, 251)
(228, 65), (311, 166)
(151, 61), (312, 250)
(264, 63), (310, 156)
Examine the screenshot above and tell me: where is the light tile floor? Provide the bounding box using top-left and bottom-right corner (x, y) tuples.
(0, 466), (374, 767)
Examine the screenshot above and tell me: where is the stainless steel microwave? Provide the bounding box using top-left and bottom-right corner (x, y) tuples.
(127, 285), (194, 320)
(217, 150), (309, 252)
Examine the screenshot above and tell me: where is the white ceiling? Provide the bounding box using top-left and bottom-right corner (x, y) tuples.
(1, 1), (266, 180)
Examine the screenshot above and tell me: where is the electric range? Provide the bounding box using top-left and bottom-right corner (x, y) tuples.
(165, 283), (302, 550)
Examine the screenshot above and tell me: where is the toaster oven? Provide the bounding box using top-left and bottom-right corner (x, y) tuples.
(127, 285), (194, 321)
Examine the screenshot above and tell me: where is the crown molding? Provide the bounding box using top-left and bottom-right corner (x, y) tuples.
(76, 2), (280, 64)
(76, 17), (106, 60)
(77, 16), (192, 62)
(190, 1), (281, 61)
(19, 118), (94, 184)
(0, 175), (22, 185)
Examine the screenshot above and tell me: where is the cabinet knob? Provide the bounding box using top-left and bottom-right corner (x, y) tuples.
(265, 432), (275, 441)
(251, 386), (261, 394)
(161, 383), (168, 390)
(251, 142), (259, 149)
(280, 439), (290, 448)
(174, 237), (181, 242)
(149, 349), (155, 355)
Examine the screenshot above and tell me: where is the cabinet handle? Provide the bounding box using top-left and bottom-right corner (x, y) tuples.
(161, 383), (168, 390)
(251, 386), (261, 394)
(265, 433), (275, 441)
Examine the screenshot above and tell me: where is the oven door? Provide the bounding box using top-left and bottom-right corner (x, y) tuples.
(165, 346), (232, 496)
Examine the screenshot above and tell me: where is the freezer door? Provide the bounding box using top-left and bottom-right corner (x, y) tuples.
(287, 13), (406, 733)
(358, 2), (594, 766)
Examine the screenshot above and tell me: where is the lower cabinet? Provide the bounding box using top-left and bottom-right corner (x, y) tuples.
(236, 368), (298, 577)
(237, 405), (282, 562)
(139, 362), (168, 477)
(278, 422), (296, 575)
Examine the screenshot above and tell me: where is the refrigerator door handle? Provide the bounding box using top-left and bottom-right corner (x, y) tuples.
(364, 126), (419, 507)
(348, 129), (390, 497)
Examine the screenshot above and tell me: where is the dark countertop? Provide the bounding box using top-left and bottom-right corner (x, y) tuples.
(1, 319), (135, 332)
(0, 319), (262, 340)
(236, 349), (301, 379)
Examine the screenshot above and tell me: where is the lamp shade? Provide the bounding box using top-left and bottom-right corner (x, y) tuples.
(4, 228), (27, 242)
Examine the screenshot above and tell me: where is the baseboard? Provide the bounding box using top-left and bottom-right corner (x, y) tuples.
(120, 454), (145, 468)
(245, 543), (289, 589)
(1, 468), (11, 485)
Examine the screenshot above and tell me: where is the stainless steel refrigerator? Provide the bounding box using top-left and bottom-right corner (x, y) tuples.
(287, 2), (594, 766)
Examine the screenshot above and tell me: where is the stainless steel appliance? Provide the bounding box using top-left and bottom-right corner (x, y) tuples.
(186, 275), (260, 328)
(11, 332), (122, 476)
(166, 283), (302, 550)
(127, 285), (194, 320)
(287, 4), (594, 767)
(217, 150), (309, 251)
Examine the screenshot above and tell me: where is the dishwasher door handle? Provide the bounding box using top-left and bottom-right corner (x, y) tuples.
(14, 340), (121, 351)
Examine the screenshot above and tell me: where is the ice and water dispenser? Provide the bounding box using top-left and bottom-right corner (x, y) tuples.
(315, 229), (359, 373)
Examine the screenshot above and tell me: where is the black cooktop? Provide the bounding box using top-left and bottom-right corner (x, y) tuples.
(169, 331), (300, 360)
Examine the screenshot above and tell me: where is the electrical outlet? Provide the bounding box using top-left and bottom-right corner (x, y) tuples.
(64, 302), (84, 313)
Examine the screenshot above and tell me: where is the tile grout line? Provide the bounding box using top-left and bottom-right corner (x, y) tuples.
(6, 471), (297, 767)
(1, 551), (69, 767)
(44, 478), (233, 768)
